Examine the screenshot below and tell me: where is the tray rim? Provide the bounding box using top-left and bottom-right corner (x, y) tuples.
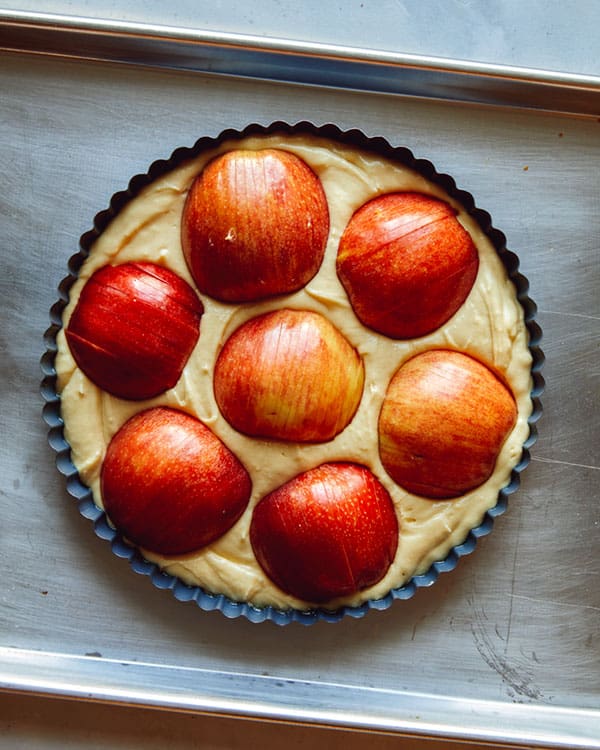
(2, 646), (600, 748)
(1, 8), (600, 117)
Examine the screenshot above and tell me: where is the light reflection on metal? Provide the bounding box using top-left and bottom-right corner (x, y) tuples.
(0, 9), (599, 116)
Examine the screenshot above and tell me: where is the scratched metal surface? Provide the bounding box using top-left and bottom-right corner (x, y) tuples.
(0, 21), (599, 746)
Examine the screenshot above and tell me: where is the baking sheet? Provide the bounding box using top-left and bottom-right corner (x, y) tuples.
(1, 10), (599, 747)
(2, 9), (600, 116)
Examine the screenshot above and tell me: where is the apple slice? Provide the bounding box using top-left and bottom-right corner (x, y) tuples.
(181, 148), (330, 303)
(101, 407), (252, 556)
(250, 462), (398, 603)
(213, 309), (365, 442)
(336, 192), (479, 339)
(378, 350), (518, 499)
(65, 262), (204, 401)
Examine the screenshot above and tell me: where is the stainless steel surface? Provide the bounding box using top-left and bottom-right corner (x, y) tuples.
(1, 10), (600, 116)
(1, 12), (599, 747)
(3, 647), (600, 748)
(4, 0), (600, 77)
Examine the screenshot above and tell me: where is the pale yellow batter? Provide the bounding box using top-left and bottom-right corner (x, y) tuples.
(55, 132), (533, 611)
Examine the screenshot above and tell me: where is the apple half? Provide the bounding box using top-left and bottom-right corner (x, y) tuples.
(65, 262), (204, 400)
(213, 308), (365, 442)
(336, 192), (479, 339)
(378, 349), (518, 499)
(101, 407), (252, 556)
(250, 462), (399, 603)
(181, 148), (330, 303)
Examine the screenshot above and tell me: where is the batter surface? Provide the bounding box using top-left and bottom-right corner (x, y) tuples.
(55, 132), (533, 610)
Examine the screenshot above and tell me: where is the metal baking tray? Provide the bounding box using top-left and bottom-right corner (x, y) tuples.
(1, 9), (599, 747)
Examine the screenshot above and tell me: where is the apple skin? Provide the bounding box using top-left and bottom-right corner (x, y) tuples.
(378, 350), (517, 499)
(213, 309), (365, 442)
(181, 148), (330, 303)
(250, 462), (398, 603)
(336, 192), (479, 339)
(101, 407), (252, 556)
(65, 262), (204, 401)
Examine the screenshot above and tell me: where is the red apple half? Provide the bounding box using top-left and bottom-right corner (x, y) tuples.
(65, 262), (204, 400)
(101, 407), (252, 556)
(181, 148), (330, 303)
(213, 309), (365, 442)
(336, 192), (479, 339)
(378, 349), (518, 499)
(250, 462), (398, 603)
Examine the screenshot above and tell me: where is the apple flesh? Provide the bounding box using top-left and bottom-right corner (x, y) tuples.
(65, 262), (204, 400)
(336, 192), (479, 339)
(213, 309), (365, 442)
(181, 148), (330, 303)
(101, 407), (252, 556)
(378, 350), (517, 499)
(250, 462), (398, 603)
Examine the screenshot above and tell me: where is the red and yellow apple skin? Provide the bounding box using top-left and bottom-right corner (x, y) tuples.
(181, 148), (330, 303)
(101, 407), (252, 556)
(336, 192), (479, 339)
(250, 462), (398, 603)
(213, 309), (365, 442)
(378, 350), (517, 499)
(65, 262), (204, 401)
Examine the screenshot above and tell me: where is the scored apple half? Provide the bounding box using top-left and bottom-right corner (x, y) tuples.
(181, 148), (330, 303)
(101, 407), (252, 556)
(337, 192), (479, 339)
(213, 308), (365, 442)
(65, 262), (204, 400)
(250, 462), (399, 603)
(378, 349), (518, 499)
